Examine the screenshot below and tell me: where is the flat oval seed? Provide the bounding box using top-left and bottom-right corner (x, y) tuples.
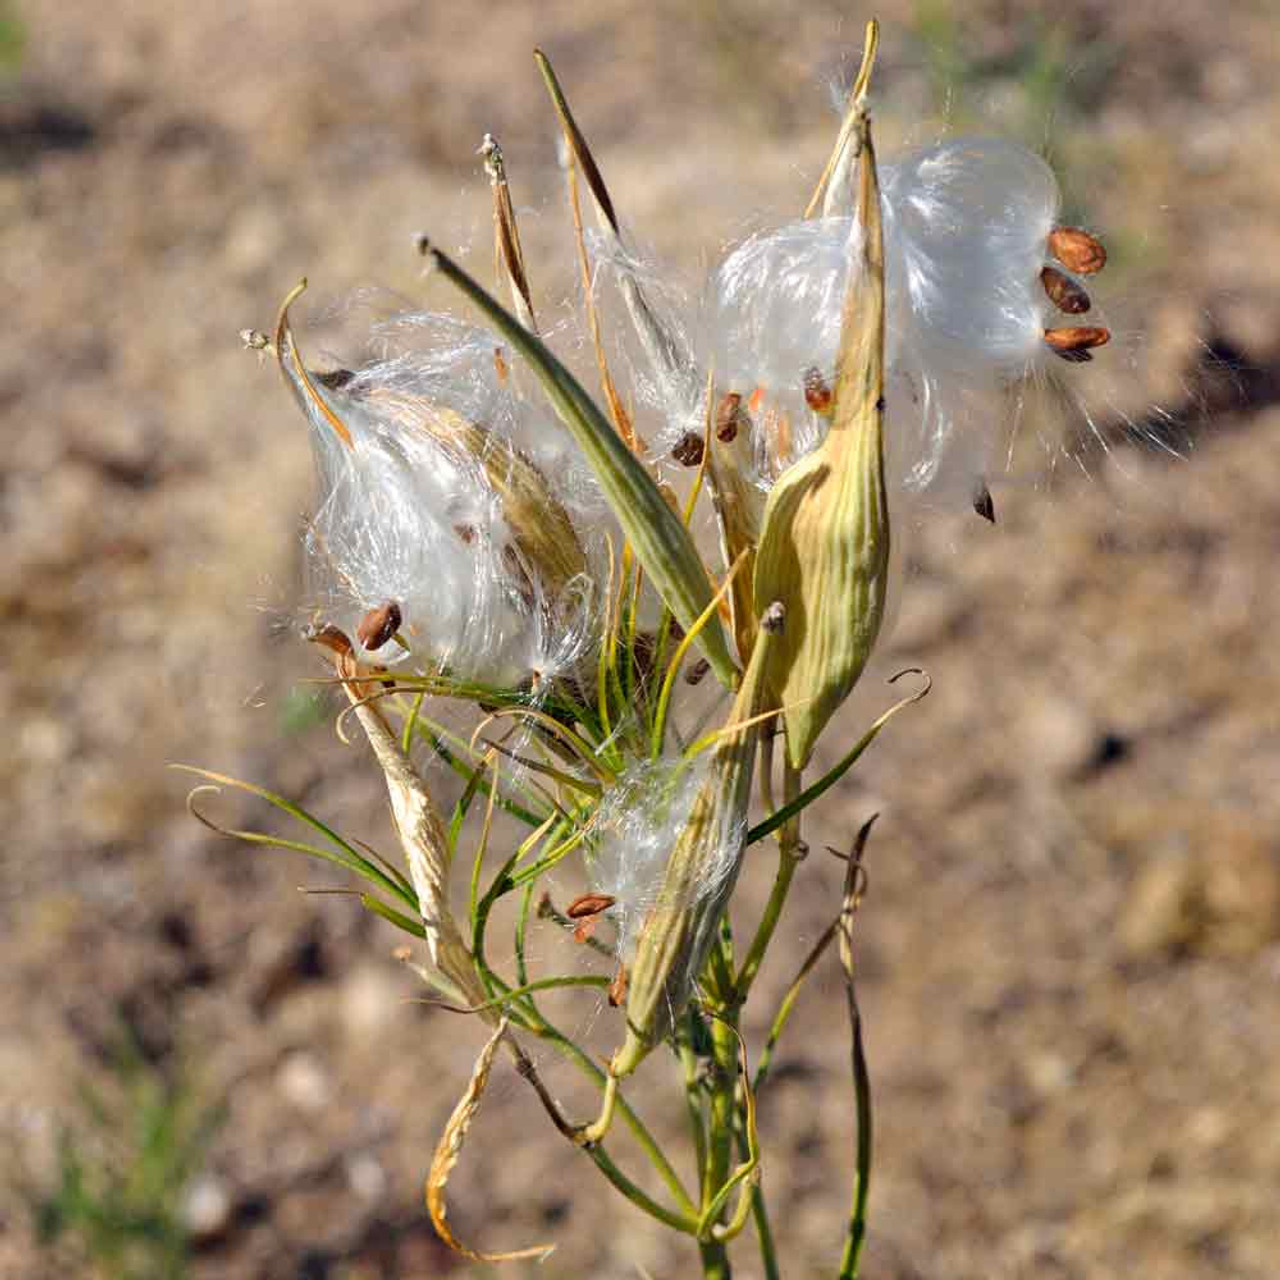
(1044, 325), (1110, 360)
(671, 431), (705, 467)
(1047, 226), (1107, 275)
(566, 892), (617, 919)
(1040, 265), (1092, 315)
(357, 600), (403, 651)
(715, 391), (745, 442)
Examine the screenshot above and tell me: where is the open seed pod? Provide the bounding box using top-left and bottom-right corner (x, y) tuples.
(752, 98), (890, 770)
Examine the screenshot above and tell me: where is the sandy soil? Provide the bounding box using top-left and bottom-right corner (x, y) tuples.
(3, 2), (1280, 1277)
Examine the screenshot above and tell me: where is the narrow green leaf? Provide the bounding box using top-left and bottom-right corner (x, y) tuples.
(422, 242), (738, 690)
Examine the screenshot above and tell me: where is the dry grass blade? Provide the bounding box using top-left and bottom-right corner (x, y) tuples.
(426, 1019), (554, 1262)
(836, 815), (876, 1280)
(558, 108), (640, 451)
(806, 19), (880, 219)
(535, 49), (695, 413)
(480, 133), (537, 333)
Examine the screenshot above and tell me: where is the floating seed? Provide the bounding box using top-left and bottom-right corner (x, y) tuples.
(803, 366), (834, 416)
(608, 965), (628, 1007)
(314, 367), (356, 391)
(715, 391), (745, 442)
(1040, 265), (1092, 315)
(1044, 325), (1110, 361)
(972, 480), (996, 524)
(683, 657), (711, 686)
(567, 892), (617, 919)
(1047, 226), (1107, 275)
(356, 600), (403, 651)
(671, 431), (705, 467)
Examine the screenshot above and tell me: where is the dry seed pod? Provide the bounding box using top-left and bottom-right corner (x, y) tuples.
(1040, 265), (1092, 315)
(706, 412), (765, 664)
(753, 102), (890, 771)
(1047, 225), (1107, 275)
(356, 600), (402, 651)
(592, 603), (783, 1118)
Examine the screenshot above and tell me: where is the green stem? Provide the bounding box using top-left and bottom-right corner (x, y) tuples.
(741, 1132), (780, 1280)
(735, 762), (803, 999)
(680, 1026), (708, 1184)
(699, 980), (740, 1277)
(837, 980), (873, 1278)
(529, 1016), (698, 1220)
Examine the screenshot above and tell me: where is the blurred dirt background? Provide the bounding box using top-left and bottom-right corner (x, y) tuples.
(3, 1), (1280, 1277)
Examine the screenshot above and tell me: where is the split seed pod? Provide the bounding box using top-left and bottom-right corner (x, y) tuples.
(275, 282), (591, 680)
(606, 602), (783, 1084)
(752, 99), (890, 771)
(309, 627), (486, 1011)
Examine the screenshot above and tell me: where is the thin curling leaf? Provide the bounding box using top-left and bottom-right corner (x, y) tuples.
(426, 1019), (554, 1263)
(423, 241), (739, 690)
(753, 80), (891, 771)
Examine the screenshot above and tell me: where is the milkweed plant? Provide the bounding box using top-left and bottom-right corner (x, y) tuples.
(185, 21), (1124, 1276)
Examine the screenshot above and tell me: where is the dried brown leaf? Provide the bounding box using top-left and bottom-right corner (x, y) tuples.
(427, 1020), (554, 1263)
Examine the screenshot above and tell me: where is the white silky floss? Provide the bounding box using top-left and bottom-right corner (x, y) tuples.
(587, 756), (732, 964)
(710, 137), (1066, 503)
(286, 313), (601, 686)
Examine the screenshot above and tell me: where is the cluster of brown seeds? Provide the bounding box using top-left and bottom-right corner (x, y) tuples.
(1042, 225), (1109, 362)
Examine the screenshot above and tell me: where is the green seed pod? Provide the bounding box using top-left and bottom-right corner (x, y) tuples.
(607, 601), (783, 1082)
(752, 105), (890, 771)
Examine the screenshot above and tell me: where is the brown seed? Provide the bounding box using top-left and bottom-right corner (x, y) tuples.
(1047, 226), (1107, 275)
(803, 366), (834, 416)
(1044, 326), (1110, 360)
(356, 600), (403, 651)
(671, 431), (705, 467)
(567, 892), (617, 920)
(683, 657), (711, 686)
(573, 917), (599, 943)
(608, 964), (629, 1007)
(493, 346), (509, 385)
(314, 367), (356, 390)
(1040, 265), (1092, 315)
(972, 479), (996, 524)
(715, 392), (745, 442)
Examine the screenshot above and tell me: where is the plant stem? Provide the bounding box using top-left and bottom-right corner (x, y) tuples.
(836, 980), (872, 1278)
(735, 761), (804, 999)
(738, 1117), (780, 1280)
(698, 934), (741, 1278)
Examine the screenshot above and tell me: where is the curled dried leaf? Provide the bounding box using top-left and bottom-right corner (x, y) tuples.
(427, 1019), (554, 1263)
